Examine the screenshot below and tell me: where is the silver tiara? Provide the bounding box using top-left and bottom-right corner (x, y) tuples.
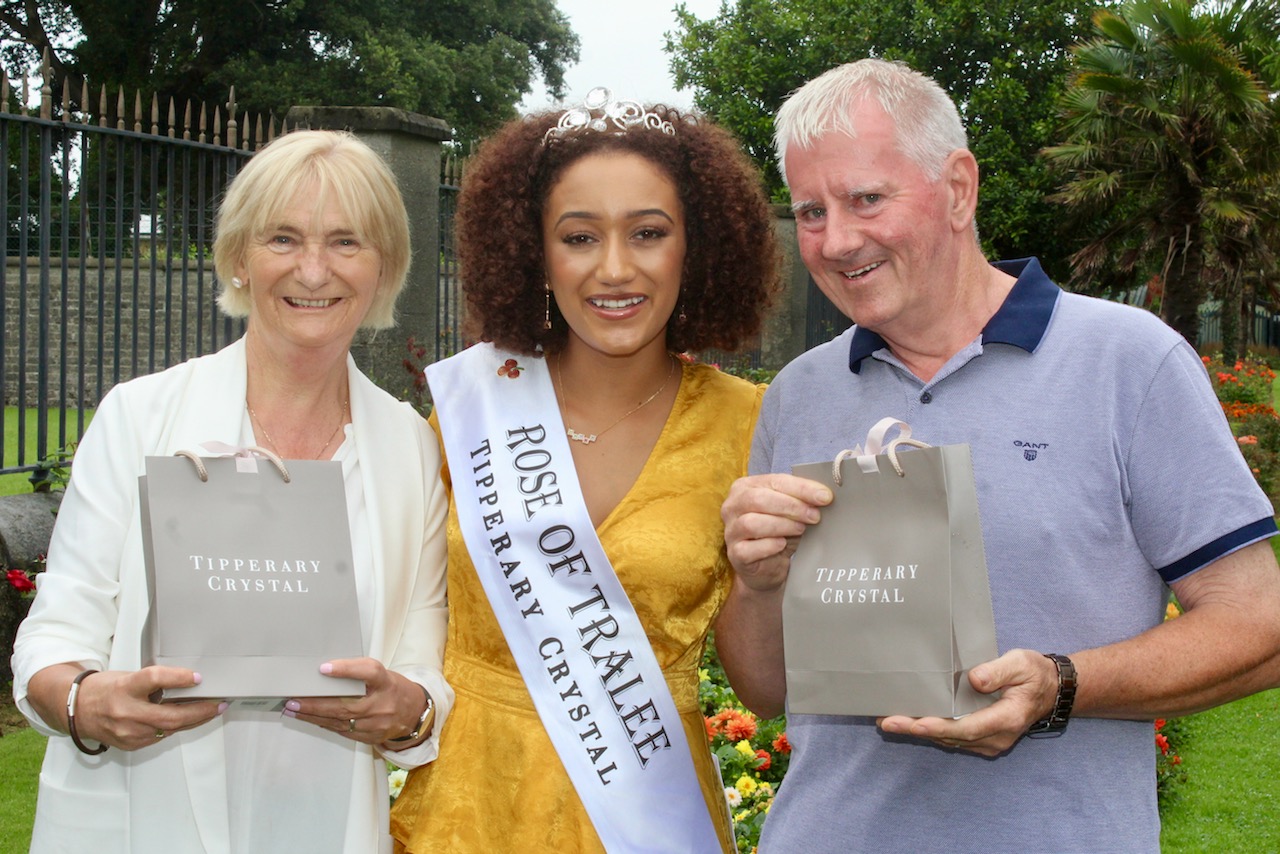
(543, 87), (676, 145)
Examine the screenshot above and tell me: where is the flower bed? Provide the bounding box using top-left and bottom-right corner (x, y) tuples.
(700, 640), (787, 853)
(1203, 353), (1280, 501)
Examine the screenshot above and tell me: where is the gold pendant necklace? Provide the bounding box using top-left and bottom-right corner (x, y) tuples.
(247, 398), (349, 459)
(557, 355), (676, 445)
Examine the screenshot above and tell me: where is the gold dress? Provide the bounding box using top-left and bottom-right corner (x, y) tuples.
(391, 363), (763, 853)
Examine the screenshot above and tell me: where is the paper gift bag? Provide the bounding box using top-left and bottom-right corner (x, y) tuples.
(139, 446), (364, 701)
(783, 418), (998, 718)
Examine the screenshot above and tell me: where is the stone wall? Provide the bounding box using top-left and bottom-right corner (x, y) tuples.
(3, 256), (233, 408)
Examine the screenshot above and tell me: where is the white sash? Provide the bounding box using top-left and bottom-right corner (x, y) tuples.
(427, 343), (722, 853)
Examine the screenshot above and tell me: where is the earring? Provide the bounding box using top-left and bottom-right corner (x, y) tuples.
(678, 303), (687, 324)
(544, 284), (552, 331)
(231, 276), (245, 289)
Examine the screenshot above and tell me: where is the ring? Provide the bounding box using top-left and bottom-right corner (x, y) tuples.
(347, 718), (356, 733)
(155, 729), (167, 740)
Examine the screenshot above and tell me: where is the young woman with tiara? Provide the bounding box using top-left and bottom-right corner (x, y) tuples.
(390, 89), (779, 853)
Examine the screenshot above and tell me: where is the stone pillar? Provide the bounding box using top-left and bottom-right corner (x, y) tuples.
(759, 206), (811, 370)
(284, 106), (452, 394)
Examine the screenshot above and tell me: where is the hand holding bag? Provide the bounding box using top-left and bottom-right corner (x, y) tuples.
(139, 444), (364, 701)
(783, 418), (999, 718)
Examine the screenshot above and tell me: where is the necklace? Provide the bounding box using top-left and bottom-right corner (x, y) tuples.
(247, 397), (349, 459)
(556, 354), (677, 445)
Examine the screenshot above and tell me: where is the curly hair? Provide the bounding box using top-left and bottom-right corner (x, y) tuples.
(456, 105), (779, 355)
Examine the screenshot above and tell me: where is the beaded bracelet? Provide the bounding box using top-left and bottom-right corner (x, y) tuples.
(67, 669), (109, 755)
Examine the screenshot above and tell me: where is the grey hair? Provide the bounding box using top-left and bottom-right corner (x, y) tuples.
(774, 59), (969, 185)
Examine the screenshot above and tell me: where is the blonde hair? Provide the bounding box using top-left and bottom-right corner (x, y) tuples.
(774, 59), (969, 185)
(213, 130), (411, 329)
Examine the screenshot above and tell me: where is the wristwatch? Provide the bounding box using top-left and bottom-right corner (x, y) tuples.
(1027, 653), (1077, 738)
(389, 686), (435, 743)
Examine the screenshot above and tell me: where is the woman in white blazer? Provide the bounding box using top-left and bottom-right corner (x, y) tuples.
(12, 130), (452, 854)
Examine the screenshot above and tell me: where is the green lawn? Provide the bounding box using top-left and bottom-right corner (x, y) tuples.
(0, 406), (88, 496)
(0, 722), (42, 851)
(1160, 689), (1280, 851)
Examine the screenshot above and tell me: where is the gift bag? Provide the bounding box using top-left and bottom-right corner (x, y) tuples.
(139, 445), (364, 702)
(783, 418), (998, 718)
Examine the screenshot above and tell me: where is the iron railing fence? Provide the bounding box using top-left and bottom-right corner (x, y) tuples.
(437, 153), (463, 362)
(0, 68), (274, 480)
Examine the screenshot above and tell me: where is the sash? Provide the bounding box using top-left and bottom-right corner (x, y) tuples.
(427, 343), (722, 853)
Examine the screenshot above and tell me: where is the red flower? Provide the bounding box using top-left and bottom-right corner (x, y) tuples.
(1155, 733), (1170, 756)
(1170, 755), (1183, 766)
(1154, 719), (1166, 731)
(771, 733), (791, 754)
(754, 749), (771, 770)
(7, 568), (36, 592)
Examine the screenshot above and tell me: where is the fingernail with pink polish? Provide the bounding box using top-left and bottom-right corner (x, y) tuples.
(285, 700), (301, 712)
(217, 702), (229, 715)
(282, 708), (296, 719)
(319, 662), (334, 675)
(192, 672), (203, 685)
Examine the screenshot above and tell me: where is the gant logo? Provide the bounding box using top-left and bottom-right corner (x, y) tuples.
(1014, 440), (1048, 461)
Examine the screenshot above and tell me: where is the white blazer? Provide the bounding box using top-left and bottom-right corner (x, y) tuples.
(12, 338), (452, 853)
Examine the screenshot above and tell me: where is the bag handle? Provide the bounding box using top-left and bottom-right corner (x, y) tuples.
(174, 444), (292, 483)
(831, 418), (931, 484)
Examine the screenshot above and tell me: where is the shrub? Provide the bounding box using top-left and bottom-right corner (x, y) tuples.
(1204, 355), (1277, 407)
(1203, 353), (1280, 501)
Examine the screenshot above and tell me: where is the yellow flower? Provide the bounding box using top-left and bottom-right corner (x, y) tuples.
(735, 809), (751, 822)
(1165, 601), (1180, 621)
(735, 740), (756, 758)
(735, 775), (758, 796)
(698, 668), (710, 683)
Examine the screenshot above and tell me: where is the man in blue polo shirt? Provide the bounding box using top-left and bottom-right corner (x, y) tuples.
(717, 58), (1280, 853)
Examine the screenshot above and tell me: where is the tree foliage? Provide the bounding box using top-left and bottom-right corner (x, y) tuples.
(0, 0), (579, 142)
(666, 0), (1104, 277)
(1042, 0), (1280, 348)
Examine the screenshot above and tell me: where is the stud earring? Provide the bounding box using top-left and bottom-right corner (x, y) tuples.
(231, 276), (245, 289)
(544, 284), (552, 331)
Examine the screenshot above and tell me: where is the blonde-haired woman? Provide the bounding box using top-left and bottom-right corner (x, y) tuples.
(13, 130), (451, 853)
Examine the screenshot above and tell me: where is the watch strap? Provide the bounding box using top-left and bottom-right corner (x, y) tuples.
(1027, 653), (1077, 738)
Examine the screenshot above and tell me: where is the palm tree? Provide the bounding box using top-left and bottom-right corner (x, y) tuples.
(1043, 0), (1280, 349)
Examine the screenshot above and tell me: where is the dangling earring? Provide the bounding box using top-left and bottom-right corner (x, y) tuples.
(231, 276), (245, 289)
(678, 303), (687, 324)
(544, 283), (552, 331)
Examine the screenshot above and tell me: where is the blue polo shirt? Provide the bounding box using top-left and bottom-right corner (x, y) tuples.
(752, 257), (1275, 854)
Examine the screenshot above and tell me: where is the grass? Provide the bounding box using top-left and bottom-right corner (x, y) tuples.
(0, 406), (88, 496)
(0, 696), (42, 852)
(1160, 689), (1280, 851)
